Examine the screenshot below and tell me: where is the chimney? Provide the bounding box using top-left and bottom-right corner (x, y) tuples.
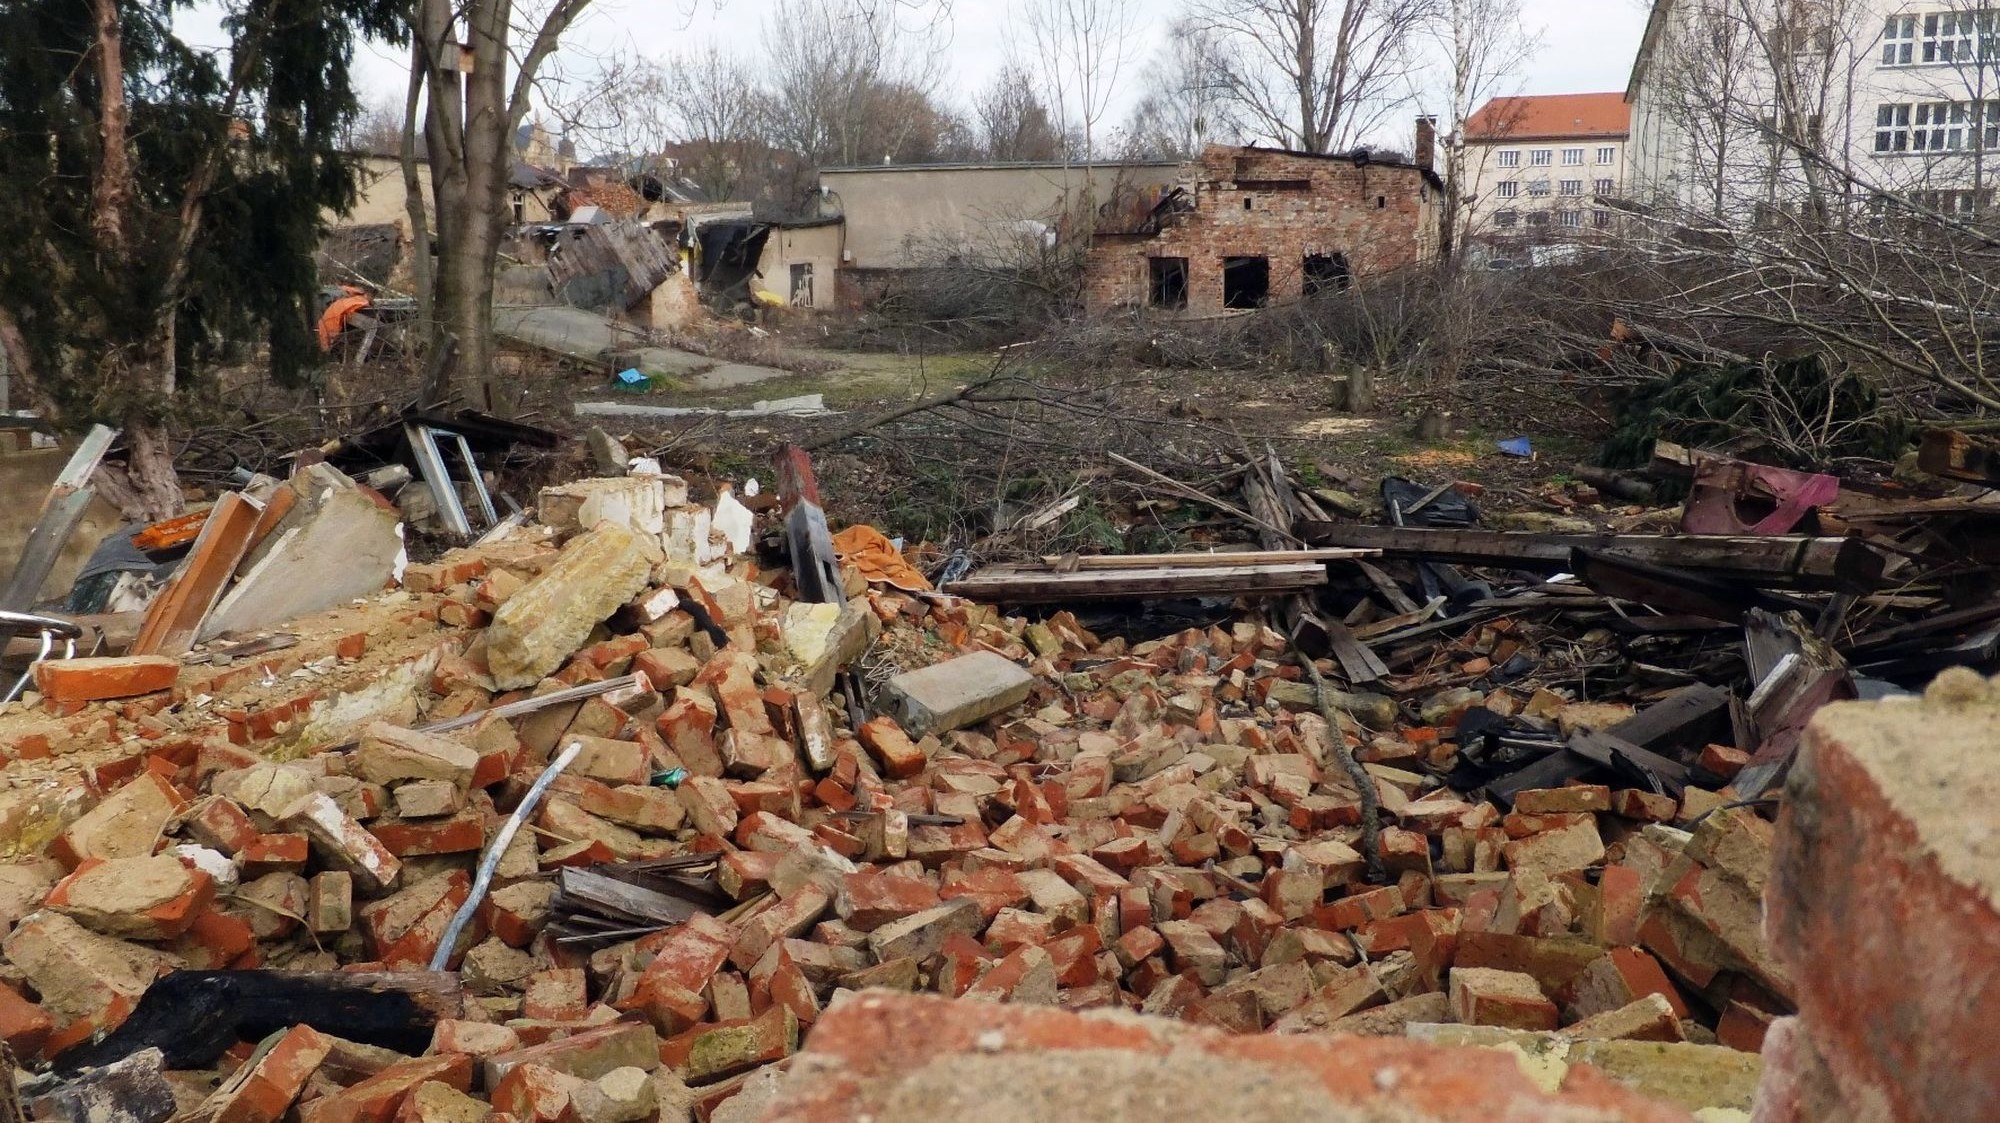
(1415, 116), (1438, 173)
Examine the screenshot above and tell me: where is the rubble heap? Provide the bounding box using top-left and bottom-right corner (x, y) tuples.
(0, 464), (1900, 1123)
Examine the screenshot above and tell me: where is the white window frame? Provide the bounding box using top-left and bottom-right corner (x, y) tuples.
(1497, 150), (1520, 168)
(1882, 14), (1917, 65)
(1593, 178), (1614, 195)
(1561, 147), (1585, 165)
(1556, 209), (1583, 228)
(1559, 179), (1584, 197)
(1596, 146), (1616, 165)
(1875, 102), (1912, 152)
(1526, 178), (1551, 196)
(1530, 149), (1553, 166)
(1495, 181), (1519, 198)
(1593, 209), (1612, 229)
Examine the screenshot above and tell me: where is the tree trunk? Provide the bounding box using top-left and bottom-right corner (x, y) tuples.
(101, 420), (184, 524)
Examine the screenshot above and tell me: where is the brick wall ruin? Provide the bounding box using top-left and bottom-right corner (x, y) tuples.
(1084, 146), (1441, 316)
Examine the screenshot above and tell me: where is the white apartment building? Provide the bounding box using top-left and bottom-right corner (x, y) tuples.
(1629, 1), (2000, 218)
(1462, 93), (1631, 247)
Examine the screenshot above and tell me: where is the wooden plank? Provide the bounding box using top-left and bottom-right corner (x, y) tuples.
(130, 493), (262, 656)
(1567, 729), (1691, 796)
(1353, 559), (1422, 615)
(945, 562), (1327, 603)
(1298, 522), (1890, 591)
(1038, 548), (1376, 569)
(555, 867), (709, 926)
(1570, 548), (1817, 622)
(1108, 452), (1303, 545)
(1606, 682), (1733, 751)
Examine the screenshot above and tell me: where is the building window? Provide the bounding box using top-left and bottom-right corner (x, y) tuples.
(1596, 146), (1616, 165)
(1303, 253), (1351, 296)
(1530, 149), (1553, 166)
(1148, 257), (1188, 309)
(1556, 210), (1583, 228)
(1498, 150), (1520, 168)
(1527, 178), (1551, 196)
(1876, 103), (1912, 151)
(1496, 181), (1519, 198)
(1559, 179), (1583, 196)
(1494, 210), (1518, 228)
(1882, 14), (1916, 65)
(1593, 178), (1614, 195)
(1562, 148), (1585, 165)
(1525, 211), (1550, 227)
(788, 263), (815, 306)
(1222, 256), (1269, 309)
(1593, 209), (1612, 229)
(1921, 101), (1968, 150)
(1921, 11), (1987, 64)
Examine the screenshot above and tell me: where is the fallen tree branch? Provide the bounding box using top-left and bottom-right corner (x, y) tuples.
(1297, 648), (1386, 885)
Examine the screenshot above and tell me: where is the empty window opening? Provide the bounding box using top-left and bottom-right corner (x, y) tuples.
(1222, 256), (1269, 309)
(1376, 195), (1387, 209)
(1303, 253), (1351, 296)
(1148, 256), (1189, 309)
(1244, 196), (1254, 210)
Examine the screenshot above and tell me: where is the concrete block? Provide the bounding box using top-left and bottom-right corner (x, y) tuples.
(882, 651), (1034, 736)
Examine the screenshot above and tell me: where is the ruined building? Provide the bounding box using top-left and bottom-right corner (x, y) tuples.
(1084, 141), (1442, 315)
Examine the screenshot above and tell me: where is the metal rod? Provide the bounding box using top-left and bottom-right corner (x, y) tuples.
(429, 740), (582, 970)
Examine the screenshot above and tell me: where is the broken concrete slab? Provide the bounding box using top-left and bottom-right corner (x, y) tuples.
(882, 651), (1035, 737)
(486, 524), (657, 690)
(202, 471), (402, 642)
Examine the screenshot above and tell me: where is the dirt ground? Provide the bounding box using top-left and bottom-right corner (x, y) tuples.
(205, 316), (1624, 563)
(504, 325), (1617, 548)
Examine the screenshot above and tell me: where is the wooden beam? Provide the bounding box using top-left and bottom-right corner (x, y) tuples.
(1298, 522), (1890, 592)
(946, 562), (1328, 603)
(1038, 549), (1375, 569)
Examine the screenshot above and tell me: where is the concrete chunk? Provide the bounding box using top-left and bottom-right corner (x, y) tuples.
(486, 523), (657, 689)
(281, 793), (402, 895)
(882, 651), (1034, 736)
(356, 724), (479, 791)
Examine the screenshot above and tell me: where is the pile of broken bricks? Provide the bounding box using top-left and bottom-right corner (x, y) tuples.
(0, 468), (1860, 1123)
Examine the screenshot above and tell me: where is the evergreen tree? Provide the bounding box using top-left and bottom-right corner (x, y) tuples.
(0, 0), (401, 518)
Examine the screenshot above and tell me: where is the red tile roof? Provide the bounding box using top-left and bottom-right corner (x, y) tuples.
(1465, 93), (1630, 142)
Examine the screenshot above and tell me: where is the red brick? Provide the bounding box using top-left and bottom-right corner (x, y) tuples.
(835, 869), (941, 931)
(370, 810), (486, 857)
(1449, 967), (1558, 1031)
(33, 656), (179, 703)
(0, 984), (52, 1060)
(301, 1054), (472, 1123)
(211, 1023), (336, 1123)
(239, 833), (309, 875)
(521, 968), (587, 1021)
(857, 717), (926, 779)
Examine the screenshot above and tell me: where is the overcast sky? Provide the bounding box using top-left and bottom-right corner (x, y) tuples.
(209, 0), (1654, 141)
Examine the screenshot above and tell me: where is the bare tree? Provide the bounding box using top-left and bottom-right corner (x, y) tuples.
(1020, 0), (1137, 165)
(408, 0), (593, 410)
(1430, 0), (1538, 260)
(764, 0), (946, 168)
(1187, 0), (1439, 154)
(1633, 0), (1870, 223)
(975, 64), (1069, 161)
(1120, 18), (1243, 159)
